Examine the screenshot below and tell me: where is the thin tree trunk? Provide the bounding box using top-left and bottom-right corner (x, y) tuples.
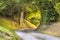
(20, 8), (24, 27)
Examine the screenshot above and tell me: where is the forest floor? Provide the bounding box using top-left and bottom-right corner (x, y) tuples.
(37, 22), (60, 37)
(0, 17), (60, 38)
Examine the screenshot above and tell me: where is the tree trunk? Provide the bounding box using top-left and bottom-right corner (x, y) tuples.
(20, 8), (24, 27)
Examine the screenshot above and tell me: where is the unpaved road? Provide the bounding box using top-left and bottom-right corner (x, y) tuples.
(15, 31), (60, 40)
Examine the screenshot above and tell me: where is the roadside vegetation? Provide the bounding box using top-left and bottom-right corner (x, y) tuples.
(0, 0), (60, 39)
